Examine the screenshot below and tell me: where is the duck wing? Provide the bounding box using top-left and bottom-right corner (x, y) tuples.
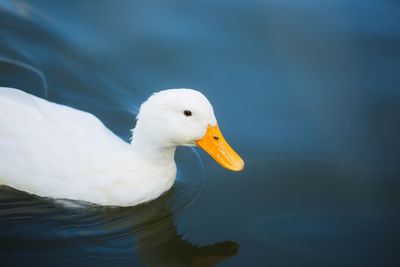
(0, 87), (127, 197)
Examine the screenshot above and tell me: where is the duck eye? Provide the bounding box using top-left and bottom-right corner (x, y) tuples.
(183, 110), (192, 117)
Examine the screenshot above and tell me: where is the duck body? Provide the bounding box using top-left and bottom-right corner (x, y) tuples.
(0, 87), (176, 206)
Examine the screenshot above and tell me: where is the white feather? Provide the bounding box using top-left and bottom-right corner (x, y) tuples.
(0, 87), (216, 206)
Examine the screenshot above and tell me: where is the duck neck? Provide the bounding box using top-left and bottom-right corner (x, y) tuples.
(130, 129), (177, 164)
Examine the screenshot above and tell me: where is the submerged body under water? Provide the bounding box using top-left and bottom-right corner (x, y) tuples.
(1, 0), (400, 266)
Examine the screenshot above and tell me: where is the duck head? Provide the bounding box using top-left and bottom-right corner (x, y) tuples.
(132, 89), (244, 171)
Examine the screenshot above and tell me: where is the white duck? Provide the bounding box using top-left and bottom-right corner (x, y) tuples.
(0, 87), (243, 206)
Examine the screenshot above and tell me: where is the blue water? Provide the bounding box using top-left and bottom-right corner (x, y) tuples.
(1, 0), (400, 266)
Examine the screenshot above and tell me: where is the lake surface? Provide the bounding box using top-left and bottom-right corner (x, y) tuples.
(1, 0), (400, 266)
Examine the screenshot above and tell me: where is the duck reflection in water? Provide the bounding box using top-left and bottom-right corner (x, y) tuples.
(131, 189), (239, 267)
(0, 186), (239, 267)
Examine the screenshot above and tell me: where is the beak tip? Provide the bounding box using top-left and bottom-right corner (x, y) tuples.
(238, 163), (245, 172)
(238, 163), (245, 171)
(229, 159), (245, 172)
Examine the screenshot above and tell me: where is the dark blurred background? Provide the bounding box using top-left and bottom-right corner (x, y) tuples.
(0, 0), (399, 266)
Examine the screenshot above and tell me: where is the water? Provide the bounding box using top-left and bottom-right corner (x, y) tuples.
(1, 0), (400, 266)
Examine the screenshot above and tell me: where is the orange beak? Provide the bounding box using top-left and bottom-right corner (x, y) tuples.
(196, 124), (244, 171)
